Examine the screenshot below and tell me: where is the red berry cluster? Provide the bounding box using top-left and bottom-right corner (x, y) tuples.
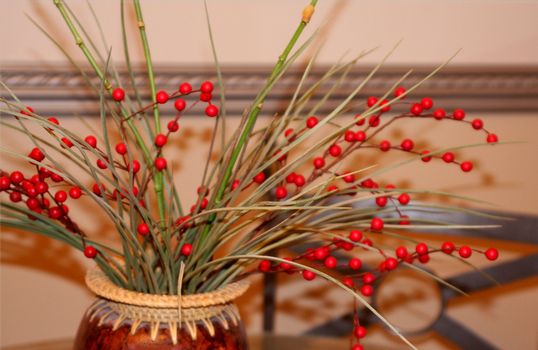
(252, 86), (502, 349)
(0, 155), (99, 258)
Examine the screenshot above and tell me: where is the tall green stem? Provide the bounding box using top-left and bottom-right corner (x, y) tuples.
(189, 1), (317, 292)
(53, 0), (150, 160)
(132, 0), (166, 227)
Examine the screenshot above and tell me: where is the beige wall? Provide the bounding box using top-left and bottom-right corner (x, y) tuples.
(1, 1), (538, 349)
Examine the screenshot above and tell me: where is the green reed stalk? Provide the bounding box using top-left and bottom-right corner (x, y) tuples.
(132, 0), (166, 227)
(194, 0), (318, 262)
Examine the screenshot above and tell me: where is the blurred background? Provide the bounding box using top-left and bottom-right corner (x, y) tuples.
(1, 1), (538, 349)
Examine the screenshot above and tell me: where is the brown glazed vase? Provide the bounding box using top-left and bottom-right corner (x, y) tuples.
(75, 267), (249, 350)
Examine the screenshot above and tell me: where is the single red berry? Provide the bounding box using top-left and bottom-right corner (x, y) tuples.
(179, 82), (192, 95)
(366, 96), (378, 107)
(442, 152), (455, 163)
(167, 120), (180, 132)
(379, 140), (391, 152)
(324, 256), (338, 269)
(26, 198), (40, 210)
(231, 179), (240, 190)
(200, 92), (212, 102)
(355, 131), (366, 142)
(353, 326), (367, 339)
(137, 223), (150, 236)
(35, 182), (49, 194)
(385, 257), (398, 270)
(29, 147), (45, 162)
(69, 187), (82, 199)
(286, 173), (297, 184)
(92, 183), (104, 196)
(327, 185), (339, 192)
(205, 104), (219, 117)
(85, 135), (97, 148)
(0, 176), (10, 190)
(441, 241), (455, 254)
(156, 90), (169, 104)
(329, 144), (342, 157)
(96, 158), (108, 169)
(370, 217), (384, 231)
(112, 88), (125, 102)
(9, 192), (22, 202)
(47, 117), (60, 125)
(253, 172), (266, 184)
(487, 134), (498, 143)
(115, 142), (127, 155)
(433, 108), (446, 120)
(199, 197), (209, 210)
(258, 260), (272, 272)
(279, 258), (293, 271)
(30, 175), (41, 184)
(400, 139), (414, 151)
(294, 174), (305, 187)
(398, 193), (410, 205)
(460, 161), (473, 172)
(131, 160), (141, 174)
(375, 196), (388, 207)
(453, 108), (466, 120)
(410, 103), (423, 116)
(200, 81), (214, 94)
(380, 99), (391, 113)
(349, 230), (363, 242)
(471, 118), (483, 130)
(24, 184), (37, 198)
(84, 246), (97, 259)
(485, 248), (499, 261)
(344, 130), (356, 142)
(48, 206), (63, 219)
(284, 128), (294, 138)
(459, 246), (472, 258)
(54, 190), (67, 203)
(155, 134), (168, 147)
(394, 86), (406, 98)
(154, 157), (167, 170)
(342, 172), (355, 183)
(418, 254), (430, 264)
(302, 270), (316, 281)
(313, 157), (325, 169)
(275, 186), (287, 200)
(421, 97), (433, 110)
(174, 98), (186, 111)
(314, 247), (330, 260)
(368, 115), (380, 127)
(349, 258), (362, 270)
(61, 137), (73, 148)
(416, 243), (429, 255)
(39, 167), (51, 178)
(306, 116), (318, 128)
(342, 277), (354, 288)
(181, 243), (193, 256)
(421, 150), (432, 162)
(396, 246), (408, 259)
(363, 272), (376, 284)
(360, 285), (373, 297)
(361, 179), (376, 189)
(355, 114), (365, 126)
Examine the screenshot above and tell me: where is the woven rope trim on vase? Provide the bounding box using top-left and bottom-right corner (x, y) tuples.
(85, 266), (249, 344)
(87, 299), (242, 344)
(86, 266), (249, 308)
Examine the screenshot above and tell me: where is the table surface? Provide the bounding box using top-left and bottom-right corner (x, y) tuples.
(2, 334), (367, 350)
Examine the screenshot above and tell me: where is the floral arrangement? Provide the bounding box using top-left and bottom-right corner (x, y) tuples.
(0, 1), (502, 349)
